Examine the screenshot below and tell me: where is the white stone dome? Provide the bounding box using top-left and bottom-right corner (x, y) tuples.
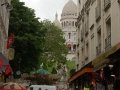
(62, 0), (77, 15)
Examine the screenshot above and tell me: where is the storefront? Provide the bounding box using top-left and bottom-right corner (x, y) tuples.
(68, 43), (120, 90)
(68, 67), (94, 90)
(92, 43), (120, 90)
(0, 53), (12, 82)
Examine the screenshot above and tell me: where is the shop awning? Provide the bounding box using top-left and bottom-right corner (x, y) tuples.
(68, 68), (93, 83)
(92, 43), (120, 71)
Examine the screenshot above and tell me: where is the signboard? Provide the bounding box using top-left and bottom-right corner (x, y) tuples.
(7, 48), (15, 60)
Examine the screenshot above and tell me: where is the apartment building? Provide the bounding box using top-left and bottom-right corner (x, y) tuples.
(68, 0), (120, 90)
(0, 0), (12, 54)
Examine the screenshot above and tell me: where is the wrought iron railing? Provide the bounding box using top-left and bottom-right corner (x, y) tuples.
(95, 6), (101, 22)
(96, 43), (101, 56)
(104, 0), (111, 11)
(105, 34), (111, 50)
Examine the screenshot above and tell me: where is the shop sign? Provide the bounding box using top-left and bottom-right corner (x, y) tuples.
(7, 48), (15, 60)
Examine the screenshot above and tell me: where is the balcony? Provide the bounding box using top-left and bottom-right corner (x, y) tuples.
(105, 34), (111, 50)
(95, 6), (101, 22)
(104, 0), (111, 11)
(85, 56), (88, 61)
(96, 43), (101, 56)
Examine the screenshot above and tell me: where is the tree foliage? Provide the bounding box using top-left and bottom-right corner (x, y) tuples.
(41, 20), (68, 69)
(9, 0), (45, 73)
(9, 0), (68, 75)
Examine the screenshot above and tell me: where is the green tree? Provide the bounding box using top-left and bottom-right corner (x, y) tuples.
(9, 0), (45, 73)
(40, 20), (68, 71)
(9, 0), (68, 75)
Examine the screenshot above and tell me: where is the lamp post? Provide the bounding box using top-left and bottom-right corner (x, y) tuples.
(18, 59), (21, 71)
(16, 59), (21, 78)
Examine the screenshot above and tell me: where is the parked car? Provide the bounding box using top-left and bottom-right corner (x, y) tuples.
(28, 85), (56, 90)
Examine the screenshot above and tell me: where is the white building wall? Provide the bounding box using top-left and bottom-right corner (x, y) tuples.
(111, 0), (120, 46)
(76, 0), (120, 70)
(0, 0), (11, 54)
(62, 17), (77, 60)
(61, 0), (78, 60)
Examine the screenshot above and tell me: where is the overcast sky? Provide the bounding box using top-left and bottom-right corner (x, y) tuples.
(20, 0), (77, 21)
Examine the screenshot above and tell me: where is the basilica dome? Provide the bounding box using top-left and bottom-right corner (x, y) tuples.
(62, 0), (77, 15)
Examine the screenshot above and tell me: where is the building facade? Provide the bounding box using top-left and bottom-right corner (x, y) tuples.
(0, 0), (12, 82)
(68, 0), (120, 90)
(0, 0), (11, 55)
(60, 0), (78, 61)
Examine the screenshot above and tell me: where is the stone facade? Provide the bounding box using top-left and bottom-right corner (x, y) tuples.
(76, 0), (120, 70)
(0, 0), (11, 54)
(67, 0), (120, 90)
(60, 0), (78, 61)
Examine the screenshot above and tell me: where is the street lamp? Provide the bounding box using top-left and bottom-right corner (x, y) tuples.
(16, 59), (21, 77)
(108, 64), (113, 69)
(108, 64), (116, 78)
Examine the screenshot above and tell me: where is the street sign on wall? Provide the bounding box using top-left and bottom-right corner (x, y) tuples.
(7, 48), (15, 60)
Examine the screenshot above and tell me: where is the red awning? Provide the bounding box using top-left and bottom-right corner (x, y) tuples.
(68, 68), (93, 83)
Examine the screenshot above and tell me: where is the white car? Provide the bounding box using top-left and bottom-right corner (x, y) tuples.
(28, 85), (56, 90)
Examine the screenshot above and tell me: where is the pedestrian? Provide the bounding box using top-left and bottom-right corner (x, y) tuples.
(90, 84), (94, 90)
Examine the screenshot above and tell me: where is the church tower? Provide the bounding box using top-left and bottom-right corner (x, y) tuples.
(53, 13), (61, 28)
(60, 0), (77, 61)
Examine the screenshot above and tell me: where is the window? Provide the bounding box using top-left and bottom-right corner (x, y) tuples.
(91, 33), (94, 59)
(97, 27), (101, 45)
(81, 26), (84, 41)
(104, 0), (111, 11)
(62, 22), (63, 27)
(81, 47), (84, 61)
(66, 21), (68, 26)
(79, 0), (80, 4)
(0, 31), (2, 52)
(96, 27), (101, 55)
(64, 22), (65, 27)
(30, 87), (33, 90)
(69, 21), (71, 26)
(85, 42), (89, 60)
(76, 64), (79, 70)
(91, 0), (96, 5)
(73, 44), (76, 51)
(68, 44), (71, 52)
(85, 13), (89, 37)
(118, 0), (120, 4)
(96, 0), (101, 22)
(106, 18), (111, 36)
(72, 21), (74, 26)
(68, 33), (71, 39)
(105, 17), (111, 50)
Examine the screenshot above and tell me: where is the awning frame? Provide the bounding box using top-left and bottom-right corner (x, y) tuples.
(68, 68), (93, 83)
(92, 43), (120, 71)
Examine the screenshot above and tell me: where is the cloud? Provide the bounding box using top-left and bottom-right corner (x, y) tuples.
(20, 0), (77, 21)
